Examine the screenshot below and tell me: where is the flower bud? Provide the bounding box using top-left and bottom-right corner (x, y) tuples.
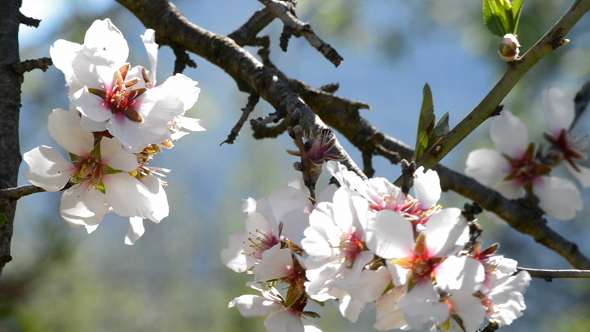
(498, 33), (521, 62)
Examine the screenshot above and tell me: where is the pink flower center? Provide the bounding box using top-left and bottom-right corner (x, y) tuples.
(89, 64), (147, 123)
(339, 230), (366, 266)
(247, 229), (279, 259)
(503, 143), (551, 189)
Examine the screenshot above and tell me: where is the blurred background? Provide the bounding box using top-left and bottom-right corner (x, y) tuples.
(3, 0), (590, 331)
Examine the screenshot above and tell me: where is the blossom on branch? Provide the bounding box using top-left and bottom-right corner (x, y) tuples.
(23, 109), (164, 242)
(465, 110), (582, 220)
(50, 19), (202, 152)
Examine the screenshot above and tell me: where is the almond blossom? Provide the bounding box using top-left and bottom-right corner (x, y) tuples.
(465, 110), (582, 220)
(50, 19), (201, 152)
(541, 87), (590, 188)
(23, 109), (163, 241)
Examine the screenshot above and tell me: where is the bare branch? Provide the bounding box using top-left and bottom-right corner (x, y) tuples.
(258, 0), (344, 67)
(18, 12), (40, 27)
(0, 184), (45, 201)
(228, 7), (274, 47)
(221, 93), (260, 145)
(517, 267), (590, 280)
(11, 57), (52, 74)
(116, 0), (366, 180)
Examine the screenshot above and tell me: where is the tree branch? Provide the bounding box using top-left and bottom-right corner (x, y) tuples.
(418, 0), (590, 170)
(258, 0), (344, 67)
(116, 0), (590, 269)
(0, 184), (45, 201)
(0, 0), (24, 277)
(116, 0), (367, 181)
(517, 267), (590, 280)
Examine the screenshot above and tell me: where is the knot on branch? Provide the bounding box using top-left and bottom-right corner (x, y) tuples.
(170, 42), (197, 74)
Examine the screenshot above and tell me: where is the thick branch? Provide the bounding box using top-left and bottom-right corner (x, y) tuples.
(116, 0), (366, 180)
(117, 0), (590, 269)
(0, 0), (24, 276)
(418, 0), (590, 169)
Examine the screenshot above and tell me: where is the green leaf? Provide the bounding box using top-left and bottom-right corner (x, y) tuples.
(0, 213), (7, 228)
(483, 0), (510, 37)
(431, 112), (450, 144)
(415, 83), (435, 160)
(511, 0), (524, 34)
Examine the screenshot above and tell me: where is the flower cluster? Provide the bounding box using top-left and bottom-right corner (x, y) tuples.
(23, 19), (204, 244)
(223, 161), (530, 332)
(465, 87), (587, 221)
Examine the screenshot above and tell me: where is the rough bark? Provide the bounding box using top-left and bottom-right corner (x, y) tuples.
(0, 0), (23, 276)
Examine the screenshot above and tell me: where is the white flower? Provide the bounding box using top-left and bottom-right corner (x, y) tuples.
(542, 87), (590, 188)
(465, 110), (582, 220)
(23, 109), (159, 239)
(50, 19), (202, 152)
(326, 161), (441, 224)
(220, 182), (311, 280)
(301, 187), (374, 300)
(365, 207), (485, 329)
(229, 286), (322, 332)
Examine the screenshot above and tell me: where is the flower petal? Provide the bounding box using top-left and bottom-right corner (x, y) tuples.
(48, 108), (94, 155)
(366, 210), (414, 259)
(543, 87), (574, 134)
(490, 110), (529, 157)
(60, 184), (110, 230)
(534, 176), (582, 220)
(23, 145), (74, 191)
(465, 148), (508, 185)
(125, 217), (145, 245)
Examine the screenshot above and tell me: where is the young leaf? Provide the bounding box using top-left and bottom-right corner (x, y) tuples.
(0, 213), (6, 228)
(483, 0), (509, 37)
(511, 0), (524, 34)
(415, 83), (435, 160)
(432, 112), (450, 144)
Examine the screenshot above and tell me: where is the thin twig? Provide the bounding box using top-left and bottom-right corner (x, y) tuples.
(11, 57), (52, 74)
(227, 7), (275, 47)
(517, 267), (590, 280)
(0, 184), (45, 201)
(258, 0), (344, 67)
(18, 12), (40, 27)
(221, 93), (260, 145)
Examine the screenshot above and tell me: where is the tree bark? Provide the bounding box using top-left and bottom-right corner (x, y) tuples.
(0, 0), (23, 276)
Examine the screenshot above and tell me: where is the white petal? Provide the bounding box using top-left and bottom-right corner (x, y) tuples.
(565, 163), (590, 188)
(413, 166), (441, 209)
(139, 175), (169, 222)
(542, 87), (574, 134)
(534, 176), (582, 220)
(103, 173), (153, 219)
(60, 184), (110, 230)
(175, 116), (206, 131)
(141, 29), (158, 85)
(348, 266), (391, 302)
(84, 19), (129, 66)
(49, 39), (82, 86)
(125, 217), (145, 245)
(158, 74), (200, 111)
(72, 87), (113, 123)
(465, 149), (508, 185)
(436, 256), (484, 295)
(264, 311), (306, 332)
(423, 208), (468, 257)
(229, 295), (281, 317)
(99, 137), (138, 171)
(253, 246), (293, 282)
(48, 108), (94, 155)
(220, 233), (255, 272)
(492, 180), (525, 200)
(449, 295), (486, 332)
(490, 110), (529, 157)
(80, 115), (108, 132)
(23, 146), (74, 191)
(337, 294), (365, 323)
(365, 210), (414, 259)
